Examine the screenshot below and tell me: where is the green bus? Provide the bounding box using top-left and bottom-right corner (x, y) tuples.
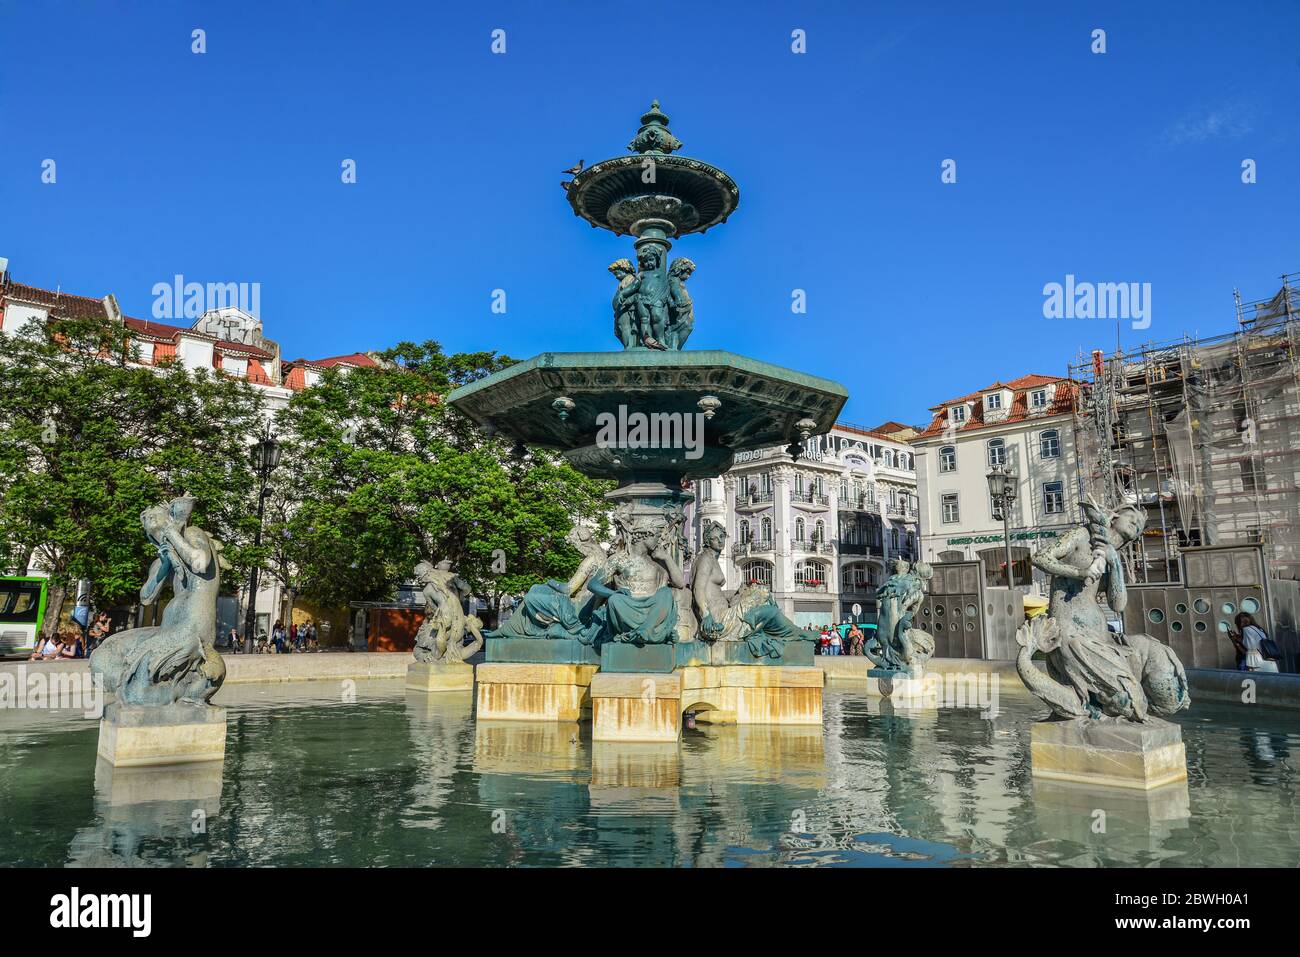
(0, 576), (48, 657)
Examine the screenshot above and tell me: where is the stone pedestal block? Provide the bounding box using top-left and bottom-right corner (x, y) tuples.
(405, 660), (475, 693)
(678, 665), (823, 726)
(475, 662), (598, 722)
(1030, 717), (1189, 791)
(485, 637), (600, 665)
(591, 672), (682, 742)
(599, 643), (697, 673)
(97, 703), (227, 768)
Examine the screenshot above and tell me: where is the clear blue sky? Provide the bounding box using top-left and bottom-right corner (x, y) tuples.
(3, 0), (1297, 426)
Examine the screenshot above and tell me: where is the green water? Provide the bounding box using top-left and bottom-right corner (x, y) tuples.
(0, 679), (1297, 867)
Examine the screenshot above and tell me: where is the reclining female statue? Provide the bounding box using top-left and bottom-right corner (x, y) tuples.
(691, 520), (818, 658)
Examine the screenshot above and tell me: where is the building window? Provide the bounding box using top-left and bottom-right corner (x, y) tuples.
(814, 520), (825, 543)
(1030, 389), (1048, 409)
(891, 528), (900, 551)
(743, 561), (772, 587)
(738, 520), (751, 543)
(700, 480), (713, 502)
(950, 405), (967, 423)
(1040, 429), (1060, 459)
(795, 562), (827, 587)
(986, 393), (1002, 411)
(942, 493), (960, 524)
(795, 518), (806, 543)
(939, 445), (956, 473)
(760, 517), (772, 543)
(1043, 481), (1065, 515)
(987, 438), (1006, 468)
(865, 484), (876, 506)
(761, 472), (773, 495)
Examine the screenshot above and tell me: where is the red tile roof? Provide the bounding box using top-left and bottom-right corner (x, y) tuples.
(915, 374), (1076, 440)
(870, 421), (919, 435)
(123, 316), (189, 339)
(122, 315), (274, 359)
(290, 352), (378, 369)
(3, 281), (108, 320)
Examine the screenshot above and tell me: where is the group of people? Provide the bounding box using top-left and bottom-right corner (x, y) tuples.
(28, 630), (84, 660)
(816, 622), (868, 657)
(222, 619), (321, 654)
(28, 611), (114, 661)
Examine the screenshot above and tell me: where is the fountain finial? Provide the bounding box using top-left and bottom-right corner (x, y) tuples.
(628, 99), (683, 155)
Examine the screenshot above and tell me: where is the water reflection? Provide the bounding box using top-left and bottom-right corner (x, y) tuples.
(68, 759), (224, 867)
(0, 679), (1297, 867)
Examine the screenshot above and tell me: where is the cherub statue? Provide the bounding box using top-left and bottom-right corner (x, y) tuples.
(1014, 500), (1190, 721)
(691, 520), (818, 658)
(666, 258), (696, 349)
(412, 559), (484, 663)
(629, 245), (672, 350)
(867, 558), (935, 671)
(90, 495), (227, 706)
(609, 259), (638, 348)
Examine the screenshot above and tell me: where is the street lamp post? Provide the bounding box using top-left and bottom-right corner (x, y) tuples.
(986, 464), (1019, 589)
(242, 433), (282, 654)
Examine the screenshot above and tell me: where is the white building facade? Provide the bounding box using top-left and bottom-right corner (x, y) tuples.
(687, 422), (921, 628)
(911, 374), (1079, 588)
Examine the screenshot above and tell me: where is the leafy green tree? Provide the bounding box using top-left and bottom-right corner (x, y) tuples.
(268, 340), (610, 615)
(0, 313), (266, 636)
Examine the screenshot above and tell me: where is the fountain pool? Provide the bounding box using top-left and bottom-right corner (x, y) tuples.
(1, 679), (1296, 867)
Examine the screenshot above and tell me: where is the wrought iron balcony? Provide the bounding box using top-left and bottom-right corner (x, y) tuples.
(791, 538), (836, 555)
(792, 491), (830, 506)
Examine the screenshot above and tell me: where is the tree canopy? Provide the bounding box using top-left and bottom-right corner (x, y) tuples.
(267, 340), (611, 610)
(0, 314), (265, 634)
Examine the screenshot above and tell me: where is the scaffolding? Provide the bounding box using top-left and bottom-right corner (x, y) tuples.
(1070, 273), (1300, 583)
